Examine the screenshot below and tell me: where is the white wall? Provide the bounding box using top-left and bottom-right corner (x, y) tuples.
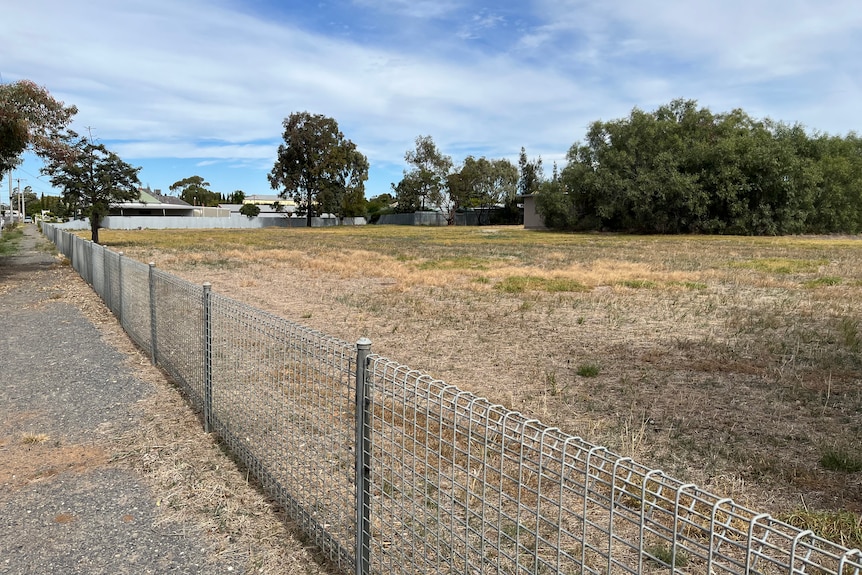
(54, 215), (366, 230)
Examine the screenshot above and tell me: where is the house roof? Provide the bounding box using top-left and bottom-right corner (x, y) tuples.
(110, 189), (193, 211)
(134, 190), (192, 206)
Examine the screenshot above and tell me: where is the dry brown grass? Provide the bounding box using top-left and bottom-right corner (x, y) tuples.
(51, 257), (338, 575)
(98, 226), (862, 536)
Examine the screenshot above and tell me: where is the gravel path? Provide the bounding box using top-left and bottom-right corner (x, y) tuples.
(0, 225), (246, 574)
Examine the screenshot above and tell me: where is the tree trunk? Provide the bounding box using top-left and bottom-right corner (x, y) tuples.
(90, 215), (101, 244)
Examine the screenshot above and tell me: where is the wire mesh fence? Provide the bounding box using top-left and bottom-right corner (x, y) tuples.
(43, 224), (862, 575)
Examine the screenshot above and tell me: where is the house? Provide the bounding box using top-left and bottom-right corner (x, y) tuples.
(110, 188), (195, 217)
(219, 195), (298, 218)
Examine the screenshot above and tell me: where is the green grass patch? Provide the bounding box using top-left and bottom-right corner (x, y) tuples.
(729, 257), (829, 274)
(803, 276), (843, 288)
(418, 256), (491, 271)
(778, 509), (862, 547)
(645, 544), (689, 568)
(618, 279), (657, 289)
(576, 363), (601, 377)
(835, 316), (861, 353)
(497, 275), (588, 294)
(671, 280), (708, 290)
(821, 446), (862, 473)
(0, 226), (24, 255)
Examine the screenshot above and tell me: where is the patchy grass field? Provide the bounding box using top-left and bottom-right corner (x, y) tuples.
(98, 225), (862, 541)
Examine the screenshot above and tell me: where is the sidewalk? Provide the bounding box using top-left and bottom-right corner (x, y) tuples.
(0, 225), (325, 574)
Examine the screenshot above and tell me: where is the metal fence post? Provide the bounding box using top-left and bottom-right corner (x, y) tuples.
(117, 252), (124, 327)
(354, 337), (372, 575)
(87, 240), (94, 286)
(148, 262), (157, 365)
(203, 282), (213, 433)
(103, 243), (110, 308)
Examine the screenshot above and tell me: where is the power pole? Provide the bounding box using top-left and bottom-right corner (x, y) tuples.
(14, 178), (27, 222)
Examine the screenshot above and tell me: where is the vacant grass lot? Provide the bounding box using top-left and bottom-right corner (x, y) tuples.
(98, 225), (862, 543)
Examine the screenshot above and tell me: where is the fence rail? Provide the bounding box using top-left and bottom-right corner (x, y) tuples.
(43, 224), (862, 575)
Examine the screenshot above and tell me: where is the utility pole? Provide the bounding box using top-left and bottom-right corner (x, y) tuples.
(14, 178), (27, 222)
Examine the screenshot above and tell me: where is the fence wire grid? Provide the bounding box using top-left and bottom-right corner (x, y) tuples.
(44, 224), (862, 575)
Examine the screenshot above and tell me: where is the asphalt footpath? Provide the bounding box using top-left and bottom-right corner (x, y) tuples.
(0, 225), (242, 574)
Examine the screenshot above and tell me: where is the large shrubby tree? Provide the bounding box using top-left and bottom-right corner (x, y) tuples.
(538, 99), (862, 235)
(42, 135), (140, 243)
(269, 112), (368, 226)
(0, 80), (77, 180)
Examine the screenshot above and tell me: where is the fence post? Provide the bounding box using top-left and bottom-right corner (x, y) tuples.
(203, 282), (213, 433)
(148, 262), (157, 365)
(117, 252), (124, 327)
(103, 244), (110, 308)
(354, 337), (372, 575)
(87, 240), (94, 286)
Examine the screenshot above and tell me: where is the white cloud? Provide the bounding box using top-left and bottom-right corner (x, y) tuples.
(3, 0), (862, 197)
(350, 0), (460, 19)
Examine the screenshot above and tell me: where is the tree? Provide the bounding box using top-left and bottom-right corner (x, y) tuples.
(169, 175), (220, 207)
(366, 193), (395, 222)
(227, 189), (245, 204)
(42, 136), (140, 243)
(450, 156), (519, 224)
(239, 203), (260, 218)
(517, 147), (544, 197)
(268, 112), (368, 227)
(407, 135), (453, 215)
(1, 80), (77, 180)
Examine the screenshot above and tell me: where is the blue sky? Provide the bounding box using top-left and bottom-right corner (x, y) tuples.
(3, 0), (861, 203)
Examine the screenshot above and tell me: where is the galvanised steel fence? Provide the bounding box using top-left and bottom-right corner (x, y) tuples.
(44, 224), (862, 575)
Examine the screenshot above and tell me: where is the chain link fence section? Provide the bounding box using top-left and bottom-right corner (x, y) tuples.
(206, 291), (358, 570)
(364, 356), (862, 575)
(43, 224), (862, 575)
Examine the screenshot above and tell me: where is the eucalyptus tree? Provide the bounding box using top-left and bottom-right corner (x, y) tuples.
(269, 112), (368, 226)
(170, 175), (220, 206)
(451, 156), (519, 224)
(393, 135), (454, 220)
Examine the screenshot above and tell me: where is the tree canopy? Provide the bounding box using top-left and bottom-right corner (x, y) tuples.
(169, 175), (220, 206)
(393, 137), (526, 225)
(518, 147), (544, 197)
(536, 99), (862, 235)
(268, 112), (368, 226)
(0, 80), (77, 179)
(42, 136), (140, 243)
(394, 135), (454, 219)
(239, 202), (260, 218)
(448, 156), (519, 224)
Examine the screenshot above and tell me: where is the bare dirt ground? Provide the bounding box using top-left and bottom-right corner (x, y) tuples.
(101, 225), (862, 541)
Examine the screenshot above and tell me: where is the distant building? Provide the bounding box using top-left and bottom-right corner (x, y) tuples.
(219, 194), (298, 217)
(110, 188), (194, 217)
(521, 195), (546, 230)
